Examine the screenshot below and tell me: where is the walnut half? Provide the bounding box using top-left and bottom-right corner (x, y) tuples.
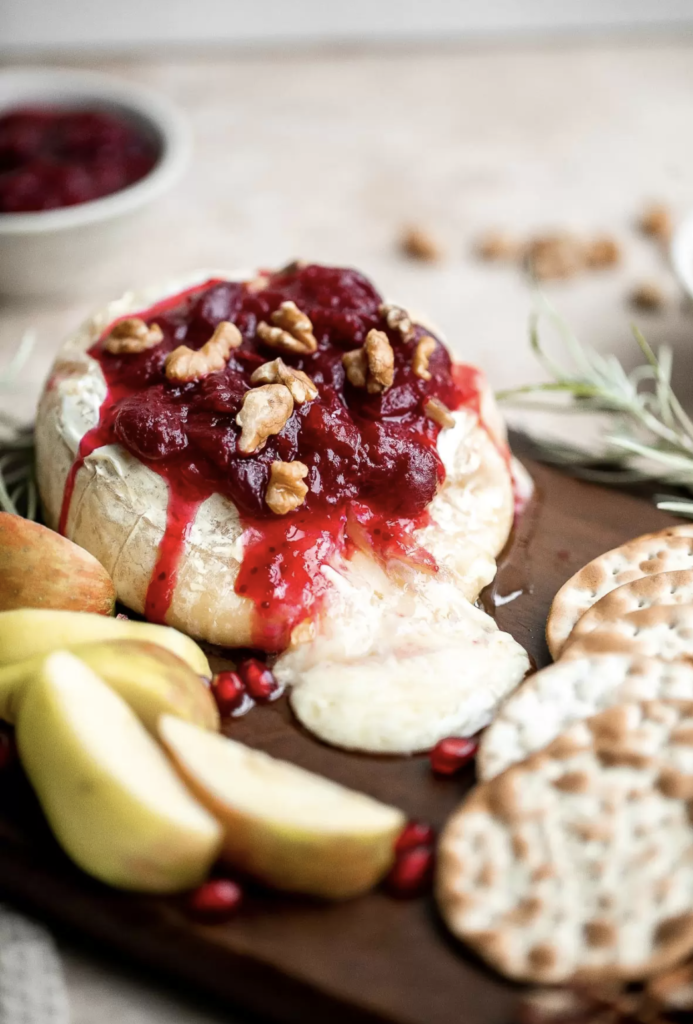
(424, 396), (454, 429)
(165, 321), (242, 382)
(257, 301), (318, 355)
(104, 318), (163, 355)
(266, 460), (309, 515)
(379, 303), (414, 340)
(342, 329), (394, 394)
(250, 358), (318, 404)
(236, 384), (294, 454)
(412, 335), (436, 381)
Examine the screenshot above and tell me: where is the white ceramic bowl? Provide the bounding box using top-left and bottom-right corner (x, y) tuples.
(0, 67), (191, 299)
(671, 210), (693, 303)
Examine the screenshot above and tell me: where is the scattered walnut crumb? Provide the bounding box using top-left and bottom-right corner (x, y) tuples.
(235, 383), (294, 454)
(257, 300), (318, 355)
(630, 280), (667, 311)
(246, 274), (270, 293)
(526, 233), (586, 281)
(343, 329), (394, 394)
(278, 259), (308, 275)
(265, 460), (309, 515)
(585, 235), (621, 269)
(379, 302), (414, 339)
(424, 396), (454, 429)
(476, 230), (522, 262)
(250, 358), (318, 404)
(638, 202), (673, 243)
(412, 335), (436, 381)
(165, 321), (242, 382)
(400, 226), (442, 262)
(104, 317), (163, 355)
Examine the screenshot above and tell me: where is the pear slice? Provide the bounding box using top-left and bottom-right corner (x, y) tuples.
(17, 652), (222, 892)
(0, 640), (219, 732)
(0, 513), (116, 615)
(159, 716), (406, 899)
(0, 609), (210, 677)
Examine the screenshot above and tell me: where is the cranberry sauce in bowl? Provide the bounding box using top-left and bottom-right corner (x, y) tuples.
(63, 263), (486, 650)
(0, 106), (158, 214)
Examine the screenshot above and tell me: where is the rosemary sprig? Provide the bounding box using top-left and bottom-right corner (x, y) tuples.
(498, 295), (693, 519)
(0, 332), (37, 520)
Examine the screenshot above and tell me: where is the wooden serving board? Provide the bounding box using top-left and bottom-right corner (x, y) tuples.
(0, 444), (683, 1024)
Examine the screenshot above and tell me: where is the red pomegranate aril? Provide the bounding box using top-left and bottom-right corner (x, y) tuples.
(385, 846), (434, 899)
(238, 658), (281, 702)
(212, 671), (251, 717)
(187, 879), (243, 922)
(0, 732), (16, 771)
(430, 736), (478, 776)
(395, 821), (435, 854)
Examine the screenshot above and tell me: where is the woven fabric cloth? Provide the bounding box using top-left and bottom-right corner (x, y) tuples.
(0, 906), (69, 1024)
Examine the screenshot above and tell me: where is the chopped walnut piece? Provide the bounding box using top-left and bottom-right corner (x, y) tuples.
(639, 202), (673, 243)
(279, 259), (307, 275)
(257, 301), (318, 354)
(236, 384), (294, 454)
(630, 280), (667, 311)
(246, 274), (270, 293)
(265, 460), (309, 515)
(400, 226), (442, 262)
(104, 317), (163, 355)
(585, 235), (621, 269)
(250, 358), (317, 403)
(526, 233), (585, 280)
(379, 302), (414, 340)
(250, 358), (318, 404)
(165, 321), (242, 382)
(412, 335), (437, 381)
(476, 230), (522, 262)
(424, 396), (454, 429)
(343, 329), (394, 394)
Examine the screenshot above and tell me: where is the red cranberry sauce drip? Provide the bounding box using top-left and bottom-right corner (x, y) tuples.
(0, 107), (158, 213)
(86, 264), (478, 649)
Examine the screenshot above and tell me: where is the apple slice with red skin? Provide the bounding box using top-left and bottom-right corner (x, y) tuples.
(0, 513), (115, 615)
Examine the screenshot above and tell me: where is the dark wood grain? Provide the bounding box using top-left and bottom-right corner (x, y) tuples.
(0, 452), (682, 1024)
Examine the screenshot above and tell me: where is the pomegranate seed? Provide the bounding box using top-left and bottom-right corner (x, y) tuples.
(430, 736), (478, 776)
(212, 672), (253, 717)
(187, 879), (243, 922)
(385, 846), (434, 899)
(395, 821), (435, 854)
(238, 658), (281, 702)
(0, 732), (16, 771)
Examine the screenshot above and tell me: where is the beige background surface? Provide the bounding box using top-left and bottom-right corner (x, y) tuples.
(1, 37), (693, 1022)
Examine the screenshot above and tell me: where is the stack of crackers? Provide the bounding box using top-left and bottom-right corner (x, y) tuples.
(436, 524), (693, 1020)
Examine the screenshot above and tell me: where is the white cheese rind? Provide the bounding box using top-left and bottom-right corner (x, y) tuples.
(36, 270), (518, 658)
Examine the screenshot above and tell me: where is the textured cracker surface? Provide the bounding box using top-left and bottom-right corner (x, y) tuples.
(546, 528), (693, 659)
(566, 571), (693, 647)
(477, 655), (693, 781)
(438, 701), (693, 985)
(562, 604), (693, 663)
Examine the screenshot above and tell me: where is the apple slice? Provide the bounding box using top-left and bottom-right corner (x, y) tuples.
(0, 513), (115, 615)
(0, 640), (219, 732)
(0, 609), (210, 677)
(17, 652), (222, 892)
(159, 716), (406, 899)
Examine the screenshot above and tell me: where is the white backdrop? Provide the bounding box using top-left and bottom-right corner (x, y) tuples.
(2, 0), (693, 51)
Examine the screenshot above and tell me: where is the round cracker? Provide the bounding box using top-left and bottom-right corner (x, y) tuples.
(562, 604), (693, 663)
(566, 570), (693, 648)
(546, 526), (693, 659)
(438, 700), (693, 985)
(477, 655), (693, 781)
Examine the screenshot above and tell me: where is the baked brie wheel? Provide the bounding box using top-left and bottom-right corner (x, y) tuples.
(36, 263), (530, 753)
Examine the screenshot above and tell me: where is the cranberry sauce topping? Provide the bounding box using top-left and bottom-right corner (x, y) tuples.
(71, 263), (480, 649)
(0, 107), (158, 213)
